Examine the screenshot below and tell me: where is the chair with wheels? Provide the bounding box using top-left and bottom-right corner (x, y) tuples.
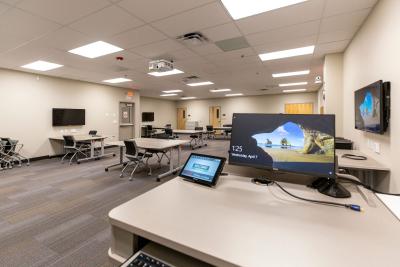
(120, 140), (153, 180)
(189, 126), (204, 149)
(206, 125), (216, 139)
(61, 135), (90, 165)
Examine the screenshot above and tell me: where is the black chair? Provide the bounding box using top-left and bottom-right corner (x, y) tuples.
(0, 140), (12, 170)
(0, 137), (30, 167)
(189, 127), (203, 149)
(206, 125), (216, 139)
(89, 130), (97, 136)
(120, 140), (153, 180)
(223, 124), (232, 137)
(61, 135), (90, 165)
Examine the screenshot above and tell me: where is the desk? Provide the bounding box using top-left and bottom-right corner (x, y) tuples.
(106, 138), (189, 181)
(336, 149), (390, 187)
(108, 175), (400, 267)
(173, 129), (206, 149)
(49, 135), (114, 163)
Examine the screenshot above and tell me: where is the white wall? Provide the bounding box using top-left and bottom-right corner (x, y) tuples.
(0, 68), (140, 158)
(342, 0), (399, 191)
(140, 97), (177, 128)
(323, 53), (344, 136)
(177, 92), (318, 126)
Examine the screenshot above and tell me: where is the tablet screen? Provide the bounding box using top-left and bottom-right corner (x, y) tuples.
(180, 154), (225, 186)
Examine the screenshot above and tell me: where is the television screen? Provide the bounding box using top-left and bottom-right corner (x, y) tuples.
(142, 112), (154, 122)
(52, 108), (85, 126)
(355, 80), (384, 134)
(229, 114), (336, 178)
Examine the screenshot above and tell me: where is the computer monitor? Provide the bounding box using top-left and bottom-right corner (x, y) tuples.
(229, 113), (348, 198)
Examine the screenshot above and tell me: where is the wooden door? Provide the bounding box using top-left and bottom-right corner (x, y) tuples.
(284, 103), (314, 114)
(320, 106), (324, 114)
(119, 102), (135, 140)
(177, 107), (187, 129)
(209, 106), (221, 127)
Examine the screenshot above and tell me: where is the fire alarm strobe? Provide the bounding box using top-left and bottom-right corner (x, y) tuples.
(116, 56), (124, 61)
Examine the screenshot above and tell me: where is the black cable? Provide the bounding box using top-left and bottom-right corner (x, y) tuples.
(270, 181), (362, 212)
(337, 175), (400, 196)
(341, 154), (367, 160)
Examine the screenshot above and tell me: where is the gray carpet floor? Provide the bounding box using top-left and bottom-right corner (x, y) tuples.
(0, 139), (230, 267)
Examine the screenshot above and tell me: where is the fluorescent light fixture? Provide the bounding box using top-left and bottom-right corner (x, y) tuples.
(187, 81), (214, 87)
(225, 93), (243, 97)
(180, 96), (197, 100)
(279, 82), (308, 87)
(162, 90), (182, 93)
(272, 70), (310, 78)
(221, 0), (308, 20)
(148, 69), (184, 77)
(283, 89), (307, 93)
(69, 41), (123, 58)
(259, 45), (315, 61)
(160, 94), (178, 97)
(103, 77), (132, 84)
(210, 89), (232, 93)
(21, 60), (63, 71)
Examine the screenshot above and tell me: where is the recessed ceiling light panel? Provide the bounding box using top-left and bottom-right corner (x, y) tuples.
(225, 93), (243, 97)
(148, 69), (184, 77)
(259, 45), (314, 61)
(21, 60), (63, 71)
(210, 89), (232, 93)
(69, 41), (123, 58)
(103, 77), (132, 84)
(221, 0), (308, 20)
(187, 81), (214, 87)
(160, 94), (178, 97)
(180, 96), (197, 100)
(162, 90), (183, 93)
(283, 89), (307, 93)
(279, 82), (308, 87)
(272, 70), (310, 78)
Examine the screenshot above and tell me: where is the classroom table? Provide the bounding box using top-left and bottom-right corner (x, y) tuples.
(105, 138), (189, 181)
(173, 129), (206, 149)
(108, 174), (400, 267)
(49, 135), (114, 163)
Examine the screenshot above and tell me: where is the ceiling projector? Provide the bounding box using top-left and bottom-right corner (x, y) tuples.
(149, 59), (174, 72)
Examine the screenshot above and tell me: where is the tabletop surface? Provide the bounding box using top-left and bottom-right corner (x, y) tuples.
(109, 174), (400, 267)
(173, 129), (203, 134)
(336, 149), (390, 171)
(49, 134), (109, 141)
(108, 138), (189, 150)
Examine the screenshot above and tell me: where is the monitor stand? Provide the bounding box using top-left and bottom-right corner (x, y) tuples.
(251, 178), (273, 186)
(309, 177), (351, 198)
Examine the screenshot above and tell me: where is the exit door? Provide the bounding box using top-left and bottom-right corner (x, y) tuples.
(119, 102), (135, 140)
(177, 107), (187, 129)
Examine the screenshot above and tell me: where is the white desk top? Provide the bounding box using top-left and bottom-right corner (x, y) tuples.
(108, 138), (189, 150)
(336, 149), (390, 171)
(109, 175), (400, 267)
(49, 134), (110, 141)
(173, 129), (203, 134)
(376, 194), (400, 221)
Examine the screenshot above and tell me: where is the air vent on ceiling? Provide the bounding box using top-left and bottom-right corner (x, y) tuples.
(215, 36), (250, 52)
(182, 75), (200, 83)
(177, 32), (208, 46)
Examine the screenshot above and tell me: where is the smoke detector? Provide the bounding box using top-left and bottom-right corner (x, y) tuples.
(177, 32), (208, 46)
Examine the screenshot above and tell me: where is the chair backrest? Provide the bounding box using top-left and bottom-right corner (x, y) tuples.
(195, 126), (203, 131)
(223, 124), (232, 127)
(165, 128), (173, 136)
(89, 130), (97, 136)
(165, 124), (172, 129)
(63, 135), (76, 147)
(146, 125), (153, 131)
(206, 125), (213, 131)
(124, 140), (138, 157)
(1, 138), (14, 152)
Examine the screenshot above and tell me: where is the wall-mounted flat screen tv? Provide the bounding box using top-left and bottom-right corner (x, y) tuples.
(142, 112), (154, 122)
(52, 108), (86, 126)
(354, 80), (389, 134)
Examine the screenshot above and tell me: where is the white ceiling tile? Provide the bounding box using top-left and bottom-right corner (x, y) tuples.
(0, 0), (21, 6)
(190, 43), (222, 55)
(0, 8), (60, 53)
(118, 0), (214, 23)
(0, 2), (10, 14)
(317, 27), (358, 44)
(314, 40), (350, 56)
(320, 9), (371, 33)
(152, 2), (231, 37)
(165, 48), (202, 61)
(17, 0), (110, 25)
(204, 47), (255, 63)
(236, 0), (325, 35)
(33, 27), (94, 51)
(132, 39), (184, 59)
(69, 5), (144, 38)
(246, 20), (320, 46)
(324, 0), (378, 17)
(110, 25), (167, 49)
(201, 22), (242, 42)
(253, 35), (318, 54)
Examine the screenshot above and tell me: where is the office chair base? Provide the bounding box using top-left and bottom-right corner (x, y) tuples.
(309, 178), (351, 198)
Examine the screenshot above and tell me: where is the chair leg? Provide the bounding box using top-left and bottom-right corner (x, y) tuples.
(145, 157), (152, 176)
(61, 152), (70, 163)
(129, 162), (140, 181)
(120, 161), (133, 178)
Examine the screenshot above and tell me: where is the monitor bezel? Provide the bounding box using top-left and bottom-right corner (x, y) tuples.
(354, 80), (385, 134)
(228, 113), (336, 179)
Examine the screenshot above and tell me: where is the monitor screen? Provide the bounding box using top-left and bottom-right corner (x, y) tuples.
(52, 108), (85, 126)
(229, 113), (336, 178)
(355, 80), (384, 134)
(142, 112), (154, 122)
(181, 154), (223, 183)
